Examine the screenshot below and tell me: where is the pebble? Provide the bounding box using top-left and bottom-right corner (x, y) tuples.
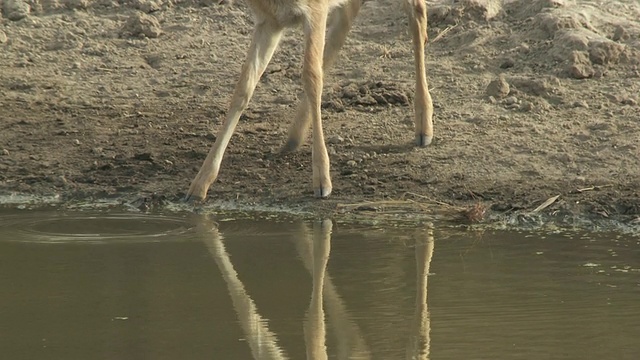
(572, 100), (589, 108)
(327, 135), (345, 144)
(503, 96), (518, 106)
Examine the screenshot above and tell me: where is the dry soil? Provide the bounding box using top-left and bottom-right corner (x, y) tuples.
(1, 0), (639, 227)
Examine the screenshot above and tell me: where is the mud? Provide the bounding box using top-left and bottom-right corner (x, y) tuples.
(1, 0), (639, 228)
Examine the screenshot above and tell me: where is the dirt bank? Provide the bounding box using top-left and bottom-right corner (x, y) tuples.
(1, 0), (639, 228)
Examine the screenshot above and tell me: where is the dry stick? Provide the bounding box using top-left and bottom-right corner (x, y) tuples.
(577, 184), (613, 192)
(531, 195), (560, 213)
(429, 25), (458, 45)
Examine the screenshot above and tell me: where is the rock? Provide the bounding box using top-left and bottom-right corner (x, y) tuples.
(568, 64), (594, 79)
(327, 135), (345, 144)
(504, 96), (518, 106)
(589, 40), (625, 65)
(120, 12), (162, 38)
(0, 30), (7, 44)
(567, 51), (594, 79)
(519, 101), (534, 112)
(131, 0), (162, 13)
(66, 0), (90, 10)
(500, 57), (515, 69)
(458, 0), (502, 21)
(428, 5), (451, 26)
(3, 0), (30, 21)
(612, 25), (629, 42)
(572, 100), (589, 108)
(486, 76), (510, 98)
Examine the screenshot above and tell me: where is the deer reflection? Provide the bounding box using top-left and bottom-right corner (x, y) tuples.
(407, 226), (434, 360)
(196, 216), (434, 360)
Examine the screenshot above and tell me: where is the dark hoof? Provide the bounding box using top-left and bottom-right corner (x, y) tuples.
(314, 187), (332, 199)
(280, 139), (301, 154)
(183, 193), (205, 204)
(416, 134), (433, 147)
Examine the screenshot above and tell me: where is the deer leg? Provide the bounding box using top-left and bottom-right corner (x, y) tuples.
(185, 19), (284, 202)
(302, 4), (332, 198)
(281, 0), (362, 153)
(405, 0), (434, 146)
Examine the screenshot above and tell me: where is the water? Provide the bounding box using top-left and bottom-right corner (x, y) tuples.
(0, 209), (639, 359)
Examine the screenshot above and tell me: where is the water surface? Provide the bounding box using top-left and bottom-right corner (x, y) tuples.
(0, 209), (638, 359)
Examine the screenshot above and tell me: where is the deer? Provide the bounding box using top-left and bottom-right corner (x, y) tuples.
(185, 0), (434, 202)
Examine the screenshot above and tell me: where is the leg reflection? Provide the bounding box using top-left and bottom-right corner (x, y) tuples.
(293, 220), (371, 360)
(304, 220), (331, 360)
(406, 225), (434, 360)
(196, 215), (289, 360)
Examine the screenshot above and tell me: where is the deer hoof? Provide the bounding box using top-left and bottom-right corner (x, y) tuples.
(280, 138), (301, 154)
(416, 134), (433, 147)
(314, 185), (332, 199)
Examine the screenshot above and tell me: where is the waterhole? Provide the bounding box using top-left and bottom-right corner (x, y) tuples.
(0, 209), (638, 359)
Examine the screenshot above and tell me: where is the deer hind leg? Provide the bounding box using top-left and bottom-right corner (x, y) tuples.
(185, 19), (284, 202)
(281, 0), (362, 153)
(303, 4), (332, 198)
(405, 0), (434, 146)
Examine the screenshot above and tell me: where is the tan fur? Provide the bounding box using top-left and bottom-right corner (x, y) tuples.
(186, 0), (434, 201)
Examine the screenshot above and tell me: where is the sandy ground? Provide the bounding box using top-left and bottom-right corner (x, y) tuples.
(1, 0), (639, 227)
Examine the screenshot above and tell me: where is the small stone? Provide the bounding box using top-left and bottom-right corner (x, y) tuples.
(519, 101), (534, 112)
(0, 30), (8, 44)
(500, 58), (515, 69)
(517, 43), (530, 54)
(73, 139), (81, 145)
(503, 96), (518, 106)
(612, 25), (629, 42)
(346, 160), (357, 167)
(327, 135), (345, 144)
(568, 64), (594, 79)
(622, 98), (637, 106)
(66, 0), (90, 9)
(486, 76), (510, 99)
(2, 149), (10, 156)
(572, 100), (589, 108)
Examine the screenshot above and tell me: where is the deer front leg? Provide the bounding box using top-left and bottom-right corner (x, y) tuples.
(406, 0), (434, 146)
(281, 0), (362, 153)
(303, 5), (332, 198)
(185, 20), (284, 202)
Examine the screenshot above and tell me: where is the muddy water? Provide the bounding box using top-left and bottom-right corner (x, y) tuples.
(0, 210), (638, 359)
